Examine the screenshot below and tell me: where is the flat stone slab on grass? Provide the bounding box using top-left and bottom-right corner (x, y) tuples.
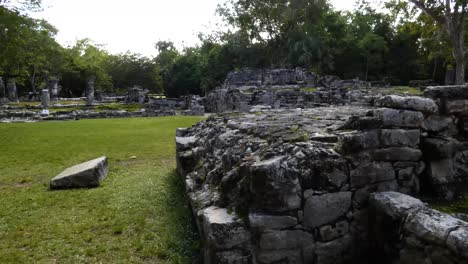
(50, 157), (109, 189)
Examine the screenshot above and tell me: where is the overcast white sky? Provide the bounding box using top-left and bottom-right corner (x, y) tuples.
(30, 0), (357, 57)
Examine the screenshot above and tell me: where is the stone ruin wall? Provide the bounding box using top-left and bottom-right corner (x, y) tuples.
(204, 68), (372, 113)
(176, 85), (468, 263)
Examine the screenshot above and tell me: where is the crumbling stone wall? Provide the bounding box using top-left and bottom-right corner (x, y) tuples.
(369, 192), (468, 264)
(223, 68), (318, 90)
(176, 85), (468, 263)
(205, 69), (373, 113)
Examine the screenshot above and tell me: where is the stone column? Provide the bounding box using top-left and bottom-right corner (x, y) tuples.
(86, 77), (95, 106)
(41, 89), (50, 108)
(7, 79), (18, 103)
(0, 77), (5, 103)
(48, 79), (59, 102)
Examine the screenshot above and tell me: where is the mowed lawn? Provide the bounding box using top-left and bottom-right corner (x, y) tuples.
(0, 117), (203, 264)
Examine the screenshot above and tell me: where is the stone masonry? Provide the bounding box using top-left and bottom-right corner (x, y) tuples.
(177, 85), (468, 263)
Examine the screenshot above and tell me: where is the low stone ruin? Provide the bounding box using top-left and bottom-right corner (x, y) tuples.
(41, 89), (50, 108)
(176, 85), (468, 263)
(205, 69), (376, 113)
(183, 95), (205, 116)
(223, 68), (318, 90)
(127, 86), (149, 104)
(86, 78), (95, 106)
(370, 192), (468, 263)
(7, 80), (18, 103)
(50, 157), (109, 189)
(48, 79), (60, 102)
(0, 77), (6, 104)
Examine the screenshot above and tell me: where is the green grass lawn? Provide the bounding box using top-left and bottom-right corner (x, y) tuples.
(0, 117), (203, 264)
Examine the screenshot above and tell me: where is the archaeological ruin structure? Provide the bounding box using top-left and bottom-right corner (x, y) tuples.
(176, 70), (468, 264)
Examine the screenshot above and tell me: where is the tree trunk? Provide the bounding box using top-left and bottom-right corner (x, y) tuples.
(364, 57), (369, 81)
(446, 16), (466, 85)
(29, 69), (36, 94)
(453, 47), (465, 84)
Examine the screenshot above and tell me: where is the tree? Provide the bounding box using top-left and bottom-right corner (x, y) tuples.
(0, 0), (41, 11)
(407, 0), (467, 84)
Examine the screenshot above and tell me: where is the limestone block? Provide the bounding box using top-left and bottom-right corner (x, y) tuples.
(350, 162), (395, 188)
(50, 157), (109, 189)
(380, 129), (420, 148)
(249, 214), (298, 231)
(250, 156), (302, 212)
(379, 95), (438, 113)
(200, 206), (250, 250)
(369, 192), (424, 219)
(404, 207), (466, 245)
(304, 192), (352, 228)
(374, 108), (424, 128)
(369, 147), (422, 162)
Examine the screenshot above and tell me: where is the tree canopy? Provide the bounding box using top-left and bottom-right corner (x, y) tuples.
(1, 0), (467, 98)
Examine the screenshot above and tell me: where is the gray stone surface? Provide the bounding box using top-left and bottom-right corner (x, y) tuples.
(50, 157), (109, 189)
(199, 206), (250, 250)
(6, 80), (18, 102)
(0, 77), (5, 101)
(370, 147), (423, 162)
(86, 77), (95, 106)
(374, 108), (424, 128)
(404, 207), (466, 245)
(48, 79), (60, 101)
(250, 156), (302, 212)
(424, 85), (468, 99)
(380, 129), (420, 148)
(379, 95), (438, 113)
(423, 115), (456, 135)
(446, 226), (468, 258)
(315, 235), (352, 264)
(350, 162), (395, 188)
(369, 192), (424, 219)
(41, 89), (50, 108)
(249, 214), (298, 231)
(304, 192), (352, 228)
(259, 230), (314, 250)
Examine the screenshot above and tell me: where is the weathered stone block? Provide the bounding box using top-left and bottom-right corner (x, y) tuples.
(249, 213), (297, 231)
(304, 192), (352, 228)
(250, 156), (302, 212)
(380, 129), (420, 148)
(379, 95), (438, 113)
(444, 99), (468, 114)
(404, 207), (466, 245)
(200, 206), (250, 250)
(421, 138), (459, 160)
(369, 192), (424, 219)
(315, 235), (352, 264)
(446, 226), (468, 259)
(350, 162), (395, 188)
(424, 85), (468, 99)
(176, 136), (198, 151)
(423, 115), (456, 135)
(50, 157), (109, 189)
(374, 108), (424, 128)
(319, 221), (349, 242)
(259, 230), (314, 250)
(256, 249), (302, 264)
(369, 147), (422, 162)
(214, 250), (251, 264)
(427, 159), (455, 185)
(339, 130), (380, 153)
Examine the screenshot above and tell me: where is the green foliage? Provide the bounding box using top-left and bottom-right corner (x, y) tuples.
(1, 0), (465, 98)
(301, 87), (318, 93)
(0, 117), (203, 263)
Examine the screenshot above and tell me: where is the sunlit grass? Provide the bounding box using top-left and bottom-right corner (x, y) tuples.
(0, 117), (203, 263)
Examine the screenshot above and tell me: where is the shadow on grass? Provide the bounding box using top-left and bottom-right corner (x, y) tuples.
(159, 169), (203, 263)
